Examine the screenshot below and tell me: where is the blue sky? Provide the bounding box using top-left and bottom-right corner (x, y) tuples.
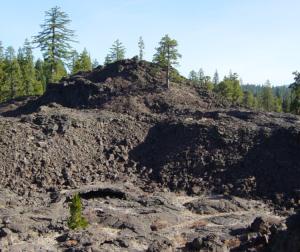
(0, 0), (299, 85)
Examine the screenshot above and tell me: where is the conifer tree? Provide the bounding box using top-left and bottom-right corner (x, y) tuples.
(198, 68), (205, 86)
(51, 60), (67, 82)
(189, 70), (198, 85)
(243, 91), (255, 108)
(69, 50), (79, 72)
(289, 71), (300, 114)
(231, 74), (243, 103)
(0, 42), (5, 101)
(106, 39), (126, 63)
(153, 34), (181, 88)
(35, 59), (47, 93)
(0, 42), (3, 60)
(104, 55), (112, 65)
(4, 46), (22, 99)
(92, 59), (99, 69)
(67, 194), (88, 230)
(259, 80), (274, 111)
(138, 36), (145, 60)
(33, 6), (76, 82)
(72, 48), (92, 73)
(203, 76), (214, 91)
(80, 49), (92, 71)
(18, 39), (40, 96)
(282, 91), (291, 113)
(273, 97), (282, 112)
(213, 70), (219, 86)
(217, 72), (243, 103)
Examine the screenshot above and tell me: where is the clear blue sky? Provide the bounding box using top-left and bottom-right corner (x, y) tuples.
(1, 0), (299, 85)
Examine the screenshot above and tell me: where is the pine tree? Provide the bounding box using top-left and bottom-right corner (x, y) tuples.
(106, 39), (126, 63)
(72, 48), (92, 73)
(80, 49), (92, 71)
(33, 6), (76, 82)
(19, 39), (40, 96)
(0, 42), (5, 101)
(51, 60), (67, 82)
(104, 55), (112, 65)
(198, 68), (205, 86)
(67, 194), (88, 230)
(282, 90), (291, 113)
(290, 71), (300, 114)
(203, 76), (214, 91)
(217, 72), (243, 103)
(189, 70), (198, 85)
(4, 46), (22, 99)
(153, 35), (181, 88)
(243, 91), (255, 108)
(273, 97), (282, 112)
(35, 59), (48, 93)
(69, 50), (79, 73)
(213, 70), (219, 86)
(138, 36), (145, 60)
(231, 75), (243, 103)
(259, 80), (274, 111)
(92, 59), (99, 69)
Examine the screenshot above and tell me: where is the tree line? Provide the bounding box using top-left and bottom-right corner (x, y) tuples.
(0, 5), (300, 115)
(188, 69), (294, 113)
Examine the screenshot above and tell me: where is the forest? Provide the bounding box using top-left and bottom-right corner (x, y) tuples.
(0, 6), (300, 115)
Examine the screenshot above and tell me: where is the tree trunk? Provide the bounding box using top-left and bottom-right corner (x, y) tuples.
(51, 26), (55, 82)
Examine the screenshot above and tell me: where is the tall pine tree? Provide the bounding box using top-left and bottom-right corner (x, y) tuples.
(33, 6), (76, 82)
(153, 35), (181, 88)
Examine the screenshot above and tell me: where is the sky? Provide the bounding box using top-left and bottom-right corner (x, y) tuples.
(0, 0), (299, 85)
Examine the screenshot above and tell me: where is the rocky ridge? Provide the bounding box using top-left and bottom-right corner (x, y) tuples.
(0, 58), (300, 251)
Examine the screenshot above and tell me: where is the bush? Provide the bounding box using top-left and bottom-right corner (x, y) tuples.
(67, 193), (88, 230)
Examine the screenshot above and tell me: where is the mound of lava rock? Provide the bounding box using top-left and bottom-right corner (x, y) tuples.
(0, 58), (300, 210)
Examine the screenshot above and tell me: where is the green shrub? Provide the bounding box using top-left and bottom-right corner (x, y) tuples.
(67, 193), (88, 230)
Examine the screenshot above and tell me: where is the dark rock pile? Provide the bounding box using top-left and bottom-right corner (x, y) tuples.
(2, 58), (228, 117)
(0, 59), (300, 209)
(1, 58), (300, 251)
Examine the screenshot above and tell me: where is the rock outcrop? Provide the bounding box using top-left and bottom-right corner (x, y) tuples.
(0, 58), (300, 251)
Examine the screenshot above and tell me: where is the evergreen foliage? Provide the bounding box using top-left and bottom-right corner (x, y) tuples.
(259, 81), (275, 111)
(290, 71), (300, 114)
(153, 34), (181, 88)
(4, 46), (22, 99)
(189, 70), (198, 85)
(138, 36), (145, 61)
(213, 70), (219, 86)
(0, 6), (298, 115)
(67, 194), (88, 230)
(33, 6), (76, 82)
(92, 59), (99, 69)
(216, 72), (243, 103)
(72, 48), (92, 73)
(105, 39), (126, 64)
(242, 91), (255, 108)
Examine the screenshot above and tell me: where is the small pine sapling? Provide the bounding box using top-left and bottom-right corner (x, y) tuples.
(67, 193), (88, 230)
